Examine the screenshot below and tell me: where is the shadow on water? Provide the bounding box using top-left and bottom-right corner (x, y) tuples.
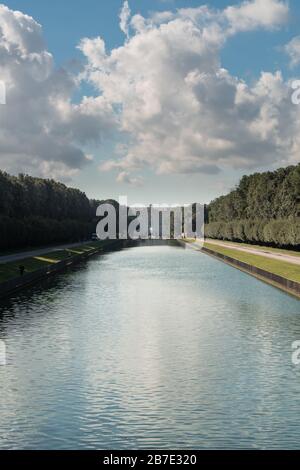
(0, 243), (127, 329)
(0, 240), (181, 336)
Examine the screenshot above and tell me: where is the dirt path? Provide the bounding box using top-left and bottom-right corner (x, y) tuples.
(0, 241), (92, 264)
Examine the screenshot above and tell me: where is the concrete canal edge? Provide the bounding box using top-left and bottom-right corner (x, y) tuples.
(177, 239), (300, 299)
(2, 239), (298, 301)
(201, 246), (300, 300)
(0, 240), (123, 300)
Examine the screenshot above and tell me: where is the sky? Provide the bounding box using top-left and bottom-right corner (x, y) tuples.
(0, 0), (300, 204)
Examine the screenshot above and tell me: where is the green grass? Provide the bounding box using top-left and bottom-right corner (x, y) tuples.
(203, 242), (300, 283)
(205, 238), (300, 257)
(0, 241), (108, 283)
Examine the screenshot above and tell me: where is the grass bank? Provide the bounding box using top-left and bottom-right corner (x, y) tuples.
(0, 241), (108, 283)
(203, 242), (300, 284)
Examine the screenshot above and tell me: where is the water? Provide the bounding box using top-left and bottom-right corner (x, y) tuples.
(0, 245), (299, 450)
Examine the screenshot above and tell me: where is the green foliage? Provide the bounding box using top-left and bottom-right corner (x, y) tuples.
(0, 215), (96, 250)
(208, 164), (299, 222)
(0, 171), (103, 250)
(1, 163), (299, 250)
(0, 171), (97, 221)
(205, 218), (300, 246)
(206, 164), (300, 247)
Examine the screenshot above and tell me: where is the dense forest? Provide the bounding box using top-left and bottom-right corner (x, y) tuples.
(206, 164), (300, 247)
(0, 172), (101, 250)
(0, 163), (299, 250)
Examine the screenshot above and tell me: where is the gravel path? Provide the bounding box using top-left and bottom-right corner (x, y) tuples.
(0, 241), (92, 264)
(204, 240), (300, 266)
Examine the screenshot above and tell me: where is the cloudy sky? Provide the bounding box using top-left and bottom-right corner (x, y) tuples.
(0, 0), (300, 204)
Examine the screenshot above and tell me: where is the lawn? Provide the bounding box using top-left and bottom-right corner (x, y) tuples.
(203, 242), (300, 284)
(0, 241), (107, 283)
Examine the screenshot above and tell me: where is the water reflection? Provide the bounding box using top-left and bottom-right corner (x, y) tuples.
(0, 246), (299, 449)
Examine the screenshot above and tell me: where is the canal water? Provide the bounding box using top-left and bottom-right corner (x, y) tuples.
(0, 245), (299, 449)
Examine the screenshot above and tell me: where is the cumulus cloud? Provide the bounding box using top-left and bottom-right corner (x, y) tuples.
(285, 36), (300, 68)
(79, 0), (297, 183)
(0, 4), (115, 180)
(0, 0), (296, 187)
(224, 0), (289, 34)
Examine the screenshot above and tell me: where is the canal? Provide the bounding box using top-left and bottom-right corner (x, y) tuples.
(0, 245), (299, 449)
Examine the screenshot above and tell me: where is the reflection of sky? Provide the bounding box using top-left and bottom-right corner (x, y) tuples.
(0, 246), (300, 449)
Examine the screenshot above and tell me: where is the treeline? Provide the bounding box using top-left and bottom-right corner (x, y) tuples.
(206, 164), (300, 247)
(1, 163), (299, 250)
(0, 172), (101, 250)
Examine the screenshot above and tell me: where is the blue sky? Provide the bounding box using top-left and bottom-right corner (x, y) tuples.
(1, 1), (300, 204)
(4, 0), (300, 78)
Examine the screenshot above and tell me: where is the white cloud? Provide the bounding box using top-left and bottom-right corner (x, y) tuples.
(78, 37), (106, 67)
(79, 0), (297, 183)
(0, 4), (115, 181)
(0, 0), (296, 187)
(119, 1), (131, 39)
(285, 36), (300, 68)
(224, 0), (289, 34)
(116, 171), (143, 186)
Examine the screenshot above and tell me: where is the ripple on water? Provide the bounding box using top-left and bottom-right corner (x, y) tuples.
(0, 246), (299, 449)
